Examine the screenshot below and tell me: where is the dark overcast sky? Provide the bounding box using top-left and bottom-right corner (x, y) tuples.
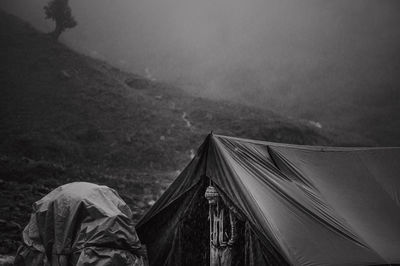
(2, 0), (400, 121)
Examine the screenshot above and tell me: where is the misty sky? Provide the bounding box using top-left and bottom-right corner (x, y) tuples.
(2, 0), (400, 126)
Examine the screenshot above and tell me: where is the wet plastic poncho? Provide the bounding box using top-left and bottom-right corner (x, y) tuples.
(15, 182), (145, 266)
(137, 134), (400, 266)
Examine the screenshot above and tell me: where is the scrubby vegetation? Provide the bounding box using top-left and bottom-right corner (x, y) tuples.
(0, 10), (370, 256)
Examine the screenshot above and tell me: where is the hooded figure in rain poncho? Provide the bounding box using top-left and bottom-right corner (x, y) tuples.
(14, 182), (147, 266)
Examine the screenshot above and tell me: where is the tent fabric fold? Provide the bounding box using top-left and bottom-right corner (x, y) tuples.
(137, 134), (400, 266)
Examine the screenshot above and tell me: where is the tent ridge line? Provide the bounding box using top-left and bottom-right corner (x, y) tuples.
(214, 134), (400, 151)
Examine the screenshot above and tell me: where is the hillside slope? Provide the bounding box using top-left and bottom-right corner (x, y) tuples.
(0, 11), (365, 255)
(0, 11), (339, 172)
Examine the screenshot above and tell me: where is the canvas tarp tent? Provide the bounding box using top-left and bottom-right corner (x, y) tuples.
(15, 182), (146, 266)
(136, 134), (400, 266)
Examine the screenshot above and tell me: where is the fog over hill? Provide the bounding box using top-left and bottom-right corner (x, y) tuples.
(0, 11), (343, 253)
(0, 3), (398, 256)
(1, 0), (400, 144)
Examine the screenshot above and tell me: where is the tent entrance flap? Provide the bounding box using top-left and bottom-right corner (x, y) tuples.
(137, 134), (400, 266)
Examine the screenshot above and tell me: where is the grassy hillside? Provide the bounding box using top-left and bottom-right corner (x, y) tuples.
(0, 11), (369, 255)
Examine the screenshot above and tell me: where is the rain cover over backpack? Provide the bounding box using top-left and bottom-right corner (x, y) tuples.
(14, 182), (146, 266)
